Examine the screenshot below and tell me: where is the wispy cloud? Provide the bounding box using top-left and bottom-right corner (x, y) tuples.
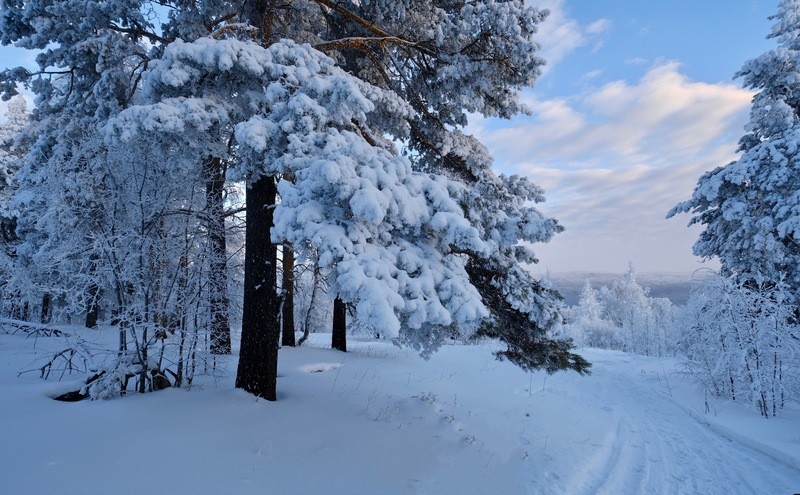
(586, 19), (612, 35)
(533, 0), (611, 70)
(472, 62), (752, 272)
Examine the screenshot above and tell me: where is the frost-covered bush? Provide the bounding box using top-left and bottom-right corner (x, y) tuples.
(679, 274), (800, 417)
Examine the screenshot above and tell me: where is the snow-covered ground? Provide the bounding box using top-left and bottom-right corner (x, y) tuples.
(1, 327), (799, 494)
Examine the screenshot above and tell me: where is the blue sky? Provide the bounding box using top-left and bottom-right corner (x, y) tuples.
(0, 1), (783, 273)
(472, 0), (779, 273)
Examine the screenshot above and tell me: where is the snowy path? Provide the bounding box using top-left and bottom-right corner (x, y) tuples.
(564, 353), (800, 495)
(1, 331), (798, 494)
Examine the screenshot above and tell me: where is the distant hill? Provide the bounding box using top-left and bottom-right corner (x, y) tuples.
(545, 271), (716, 306)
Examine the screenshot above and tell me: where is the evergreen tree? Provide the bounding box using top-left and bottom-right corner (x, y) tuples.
(671, 1), (800, 414)
(670, 0), (800, 293)
(135, 2), (590, 399)
(0, 96), (26, 229)
(314, 1), (585, 372)
(0, 96), (28, 317)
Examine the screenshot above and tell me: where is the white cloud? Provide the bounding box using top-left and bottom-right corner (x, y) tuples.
(581, 69), (603, 81)
(483, 62), (749, 168)
(472, 63), (752, 272)
(532, 0), (611, 70)
(625, 57), (649, 66)
(586, 19), (612, 35)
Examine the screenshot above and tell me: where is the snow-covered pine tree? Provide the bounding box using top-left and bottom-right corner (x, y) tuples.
(669, 0), (800, 294)
(0, 96), (28, 317)
(131, 1), (589, 400)
(313, 0), (587, 373)
(571, 280), (618, 349)
(669, 2), (800, 414)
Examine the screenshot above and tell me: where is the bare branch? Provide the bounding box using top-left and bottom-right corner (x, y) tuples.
(205, 12), (236, 32)
(315, 36), (424, 53)
(107, 23), (170, 44)
(308, 0), (433, 56)
(211, 23), (258, 39)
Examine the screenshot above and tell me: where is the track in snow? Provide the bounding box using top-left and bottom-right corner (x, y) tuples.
(564, 357), (799, 495)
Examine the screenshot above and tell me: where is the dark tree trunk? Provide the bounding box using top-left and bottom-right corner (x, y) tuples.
(9, 292), (26, 321)
(85, 281), (100, 329)
(40, 293), (51, 324)
(298, 258), (320, 346)
(281, 245), (295, 347)
(235, 176), (280, 401)
(205, 156), (231, 355)
(332, 296), (347, 352)
(236, 0), (281, 399)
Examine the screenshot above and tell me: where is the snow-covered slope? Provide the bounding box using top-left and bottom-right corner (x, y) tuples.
(0, 328), (798, 494)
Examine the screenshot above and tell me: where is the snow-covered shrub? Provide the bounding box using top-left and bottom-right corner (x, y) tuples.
(680, 273), (800, 417)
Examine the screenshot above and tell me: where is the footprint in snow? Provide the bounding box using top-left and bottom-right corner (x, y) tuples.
(301, 363), (344, 373)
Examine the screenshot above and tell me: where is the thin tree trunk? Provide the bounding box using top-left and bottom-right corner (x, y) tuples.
(174, 255), (189, 388)
(40, 293), (51, 324)
(281, 245), (296, 347)
(205, 156), (232, 355)
(9, 292), (25, 320)
(235, 175), (280, 401)
(85, 281), (100, 329)
(332, 296), (347, 352)
(298, 258), (320, 346)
